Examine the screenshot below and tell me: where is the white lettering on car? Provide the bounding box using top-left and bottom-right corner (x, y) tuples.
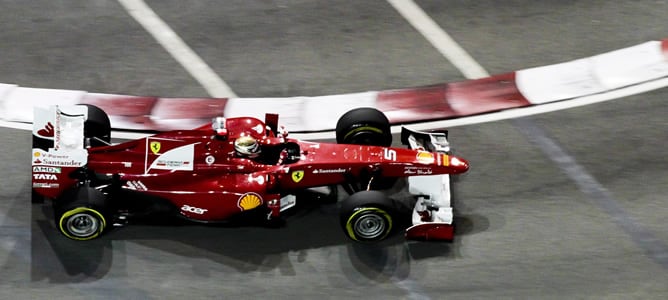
(32, 166), (61, 173)
(312, 168), (347, 174)
(33, 173), (58, 180)
(383, 148), (397, 161)
(124, 181), (147, 191)
(181, 205), (208, 215)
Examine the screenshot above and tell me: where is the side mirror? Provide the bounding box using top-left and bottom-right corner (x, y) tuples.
(264, 113), (279, 136)
(212, 117), (228, 137)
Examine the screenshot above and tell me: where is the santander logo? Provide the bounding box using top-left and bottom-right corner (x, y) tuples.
(36, 122), (55, 139)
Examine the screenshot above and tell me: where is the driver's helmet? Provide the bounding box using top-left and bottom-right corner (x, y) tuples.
(234, 136), (261, 158)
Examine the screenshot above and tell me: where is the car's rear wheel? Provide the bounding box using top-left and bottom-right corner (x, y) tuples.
(54, 186), (109, 240)
(59, 207), (106, 240)
(340, 190), (395, 242)
(335, 107), (392, 147)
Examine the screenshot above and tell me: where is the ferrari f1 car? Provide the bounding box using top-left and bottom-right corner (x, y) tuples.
(31, 105), (469, 242)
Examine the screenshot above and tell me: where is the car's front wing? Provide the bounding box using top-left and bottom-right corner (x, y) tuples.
(402, 127), (456, 241)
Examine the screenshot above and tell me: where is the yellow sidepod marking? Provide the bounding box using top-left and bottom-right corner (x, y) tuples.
(58, 207), (106, 241)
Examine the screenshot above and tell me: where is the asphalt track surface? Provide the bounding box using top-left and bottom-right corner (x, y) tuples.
(1, 1), (667, 299)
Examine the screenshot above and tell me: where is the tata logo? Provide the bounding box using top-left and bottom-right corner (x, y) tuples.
(291, 170), (304, 183)
(33, 173), (57, 180)
(150, 141), (161, 154)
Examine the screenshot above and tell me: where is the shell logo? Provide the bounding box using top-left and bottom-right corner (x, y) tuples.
(416, 151), (435, 164)
(237, 193), (263, 211)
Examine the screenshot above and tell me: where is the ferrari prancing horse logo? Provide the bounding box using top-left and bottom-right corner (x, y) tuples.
(150, 141), (161, 154)
(291, 170), (304, 183)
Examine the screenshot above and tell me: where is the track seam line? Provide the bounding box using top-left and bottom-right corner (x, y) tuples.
(514, 118), (668, 269)
(117, 0), (238, 98)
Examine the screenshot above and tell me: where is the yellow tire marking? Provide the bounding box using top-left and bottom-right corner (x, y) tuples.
(345, 207), (392, 241)
(58, 207), (106, 241)
(343, 126), (384, 141)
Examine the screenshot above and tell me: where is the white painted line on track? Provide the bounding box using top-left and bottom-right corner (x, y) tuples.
(387, 0), (490, 79)
(117, 0), (238, 98)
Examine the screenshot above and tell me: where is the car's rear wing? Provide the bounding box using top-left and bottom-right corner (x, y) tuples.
(33, 105), (88, 151)
(32, 105), (89, 201)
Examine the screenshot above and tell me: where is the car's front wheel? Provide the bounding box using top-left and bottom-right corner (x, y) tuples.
(335, 108), (396, 190)
(335, 107), (392, 147)
(340, 191), (395, 242)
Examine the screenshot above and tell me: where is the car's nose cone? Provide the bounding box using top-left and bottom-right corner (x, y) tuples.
(449, 155), (469, 173)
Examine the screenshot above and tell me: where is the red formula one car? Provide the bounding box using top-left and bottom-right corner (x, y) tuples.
(31, 105), (469, 242)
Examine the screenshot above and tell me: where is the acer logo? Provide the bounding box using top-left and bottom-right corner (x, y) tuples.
(33, 173), (57, 180)
(181, 205), (208, 215)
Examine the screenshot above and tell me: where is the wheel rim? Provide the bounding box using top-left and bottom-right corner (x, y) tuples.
(66, 213), (99, 237)
(353, 213), (386, 239)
